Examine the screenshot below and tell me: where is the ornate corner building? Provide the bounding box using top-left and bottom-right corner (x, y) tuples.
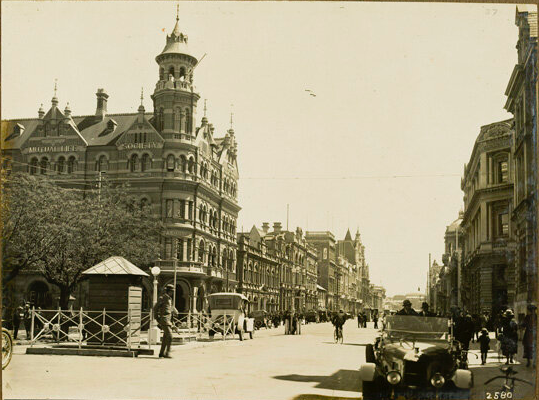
(1, 15), (240, 313)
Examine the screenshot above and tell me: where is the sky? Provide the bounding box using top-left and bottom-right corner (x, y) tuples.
(1, 1), (524, 296)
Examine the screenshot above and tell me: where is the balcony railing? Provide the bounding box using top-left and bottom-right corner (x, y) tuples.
(155, 260), (205, 276)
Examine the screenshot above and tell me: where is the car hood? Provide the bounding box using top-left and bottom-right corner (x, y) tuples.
(383, 340), (450, 362)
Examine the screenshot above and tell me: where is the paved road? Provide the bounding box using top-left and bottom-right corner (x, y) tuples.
(4, 323), (536, 400)
(3, 322), (374, 400)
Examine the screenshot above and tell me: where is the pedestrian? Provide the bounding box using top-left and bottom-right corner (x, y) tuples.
(12, 306), (23, 340)
(501, 309), (518, 364)
(357, 312), (361, 328)
(521, 304), (536, 368)
(396, 300), (418, 316)
(153, 284), (178, 359)
(479, 328), (490, 365)
(23, 303), (32, 339)
(419, 302), (435, 317)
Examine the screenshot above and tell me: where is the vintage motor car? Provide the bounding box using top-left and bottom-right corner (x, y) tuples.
(251, 310), (269, 329)
(207, 293), (254, 341)
(359, 315), (473, 400)
(2, 326), (13, 370)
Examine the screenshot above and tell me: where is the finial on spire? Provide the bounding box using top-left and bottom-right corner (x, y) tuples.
(54, 79), (58, 97)
(203, 99), (207, 117)
(230, 103), (234, 129)
(140, 87), (144, 105)
(176, 3), (180, 21)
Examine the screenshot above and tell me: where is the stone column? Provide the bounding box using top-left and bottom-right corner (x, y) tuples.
(191, 285), (198, 314)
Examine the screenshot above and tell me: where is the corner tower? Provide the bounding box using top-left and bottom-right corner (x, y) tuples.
(152, 11), (200, 139)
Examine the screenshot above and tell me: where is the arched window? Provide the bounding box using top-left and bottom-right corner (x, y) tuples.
(44, 124), (49, 137)
(40, 158), (49, 175)
(188, 157), (194, 174)
(29, 158), (38, 175)
(141, 154), (150, 172)
(166, 154), (175, 171)
(159, 67), (164, 80)
(56, 157), (65, 174)
(198, 240), (205, 263)
(185, 108), (191, 134)
(179, 67), (186, 81)
(130, 154), (138, 172)
(168, 66), (175, 79)
(212, 247), (217, 267)
(96, 155), (107, 172)
(158, 108), (164, 132)
(174, 109), (180, 131)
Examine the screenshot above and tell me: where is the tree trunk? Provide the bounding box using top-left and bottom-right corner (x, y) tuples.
(59, 285), (71, 309)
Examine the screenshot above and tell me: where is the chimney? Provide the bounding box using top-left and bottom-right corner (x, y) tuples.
(273, 222), (282, 234)
(261, 222), (270, 234)
(95, 89), (109, 119)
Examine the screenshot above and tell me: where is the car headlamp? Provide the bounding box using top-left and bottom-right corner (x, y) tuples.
(430, 372), (445, 388)
(386, 371), (401, 385)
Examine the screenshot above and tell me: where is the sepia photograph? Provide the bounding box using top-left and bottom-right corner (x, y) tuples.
(0, 1), (537, 400)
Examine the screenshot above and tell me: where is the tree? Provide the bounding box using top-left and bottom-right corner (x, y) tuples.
(2, 174), (162, 308)
(1, 173), (76, 284)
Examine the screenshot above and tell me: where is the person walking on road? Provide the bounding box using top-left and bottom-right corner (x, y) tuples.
(23, 303), (32, 339)
(154, 284), (178, 359)
(521, 304), (536, 367)
(478, 328), (490, 365)
(501, 309), (518, 364)
(12, 306), (24, 340)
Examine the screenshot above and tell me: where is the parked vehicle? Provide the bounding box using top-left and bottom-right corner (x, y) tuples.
(207, 293), (254, 341)
(305, 310), (319, 323)
(251, 310), (268, 329)
(359, 315), (473, 400)
(2, 326), (13, 370)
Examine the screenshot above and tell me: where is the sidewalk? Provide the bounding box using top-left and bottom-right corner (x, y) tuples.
(468, 336), (536, 399)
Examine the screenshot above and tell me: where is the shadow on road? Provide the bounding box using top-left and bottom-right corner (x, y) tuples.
(274, 369), (361, 392)
(321, 342), (367, 346)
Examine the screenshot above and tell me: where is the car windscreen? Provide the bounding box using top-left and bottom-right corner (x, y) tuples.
(384, 315), (449, 342)
(209, 296), (238, 309)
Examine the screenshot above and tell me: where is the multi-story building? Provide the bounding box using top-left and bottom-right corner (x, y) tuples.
(236, 226), (280, 313)
(370, 285), (386, 312)
(337, 229), (367, 313)
(1, 14), (241, 314)
(504, 5), (537, 320)
(263, 223), (315, 312)
(305, 231), (338, 311)
(461, 119), (516, 315)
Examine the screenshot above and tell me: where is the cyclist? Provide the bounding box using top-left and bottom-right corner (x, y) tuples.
(332, 309), (346, 342)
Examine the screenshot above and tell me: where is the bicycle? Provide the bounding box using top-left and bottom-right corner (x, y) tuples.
(484, 365), (533, 395)
(334, 325), (343, 344)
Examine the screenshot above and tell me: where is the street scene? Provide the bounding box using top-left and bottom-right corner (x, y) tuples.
(1, 2), (537, 400)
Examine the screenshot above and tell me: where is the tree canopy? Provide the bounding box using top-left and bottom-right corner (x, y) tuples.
(2, 173), (162, 308)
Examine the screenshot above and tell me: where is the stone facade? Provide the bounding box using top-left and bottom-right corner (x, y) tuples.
(1, 16), (240, 314)
(504, 5), (538, 321)
(460, 119), (516, 315)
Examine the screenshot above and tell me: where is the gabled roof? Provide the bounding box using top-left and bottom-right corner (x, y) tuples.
(82, 256), (149, 276)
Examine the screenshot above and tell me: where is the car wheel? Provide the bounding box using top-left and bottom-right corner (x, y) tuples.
(2, 328), (13, 370)
(365, 344), (376, 363)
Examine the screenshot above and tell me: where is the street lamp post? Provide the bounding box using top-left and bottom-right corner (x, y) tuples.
(149, 265), (161, 345)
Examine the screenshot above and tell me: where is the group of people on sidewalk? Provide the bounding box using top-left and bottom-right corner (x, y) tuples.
(10, 302), (33, 340)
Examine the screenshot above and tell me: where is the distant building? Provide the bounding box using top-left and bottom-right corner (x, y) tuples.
(305, 231), (338, 311)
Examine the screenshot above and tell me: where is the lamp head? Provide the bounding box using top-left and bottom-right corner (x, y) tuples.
(151, 266), (161, 277)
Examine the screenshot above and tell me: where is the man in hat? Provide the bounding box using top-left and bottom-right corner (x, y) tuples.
(521, 304), (536, 367)
(419, 302), (435, 317)
(396, 299), (418, 316)
(153, 284), (178, 358)
(501, 309), (518, 364)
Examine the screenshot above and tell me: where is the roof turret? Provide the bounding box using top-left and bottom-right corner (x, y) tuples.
(156, 7), (197, 63)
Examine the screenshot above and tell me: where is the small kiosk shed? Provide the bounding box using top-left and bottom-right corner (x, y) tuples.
(82, 257), (148, 347)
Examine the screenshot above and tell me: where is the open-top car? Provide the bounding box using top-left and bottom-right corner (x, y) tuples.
(359, 315), (473, 400)
(251, 310), (269, 329)
(207, 293), (254, 341)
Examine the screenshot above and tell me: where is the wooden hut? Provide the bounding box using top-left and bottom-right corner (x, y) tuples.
(82, 256), (148, 347)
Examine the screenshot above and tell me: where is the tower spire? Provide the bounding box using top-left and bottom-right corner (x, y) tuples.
(204, 99), (207, 117)
(140, 87), (144, 106)
(52, 79), (59, 107)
